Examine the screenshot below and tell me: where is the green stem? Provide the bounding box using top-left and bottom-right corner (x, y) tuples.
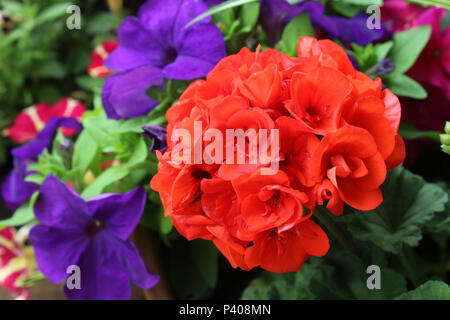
(399, 250), (420, 287)
(314, 206), (359, 256)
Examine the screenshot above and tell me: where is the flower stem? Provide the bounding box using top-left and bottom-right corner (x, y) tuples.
(399, 249), (420, 288)
(314, 206), (359, 256)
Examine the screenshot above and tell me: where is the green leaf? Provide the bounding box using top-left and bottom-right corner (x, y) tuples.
(80, 137), (148, 199)
(109, 116), (163, 136)
(331, 0), (382, 18)
(278, 13), (315, 57)
(347, 166), (449, 254)
(186, 0), (258, 28)
(374, 41), (394, 61)
(407, 1), (450, 10)
(0, 2), (71, 47)
(237, 2), (260, 34)
(34, 2), (72, 25)
(0, 192), (38, 226)
(75, 76), (105, 93)
(35, 60), (66, 79)
(81, 112), (120, 150)
(242, 247), (406, 300)
(72, 130), (100, 174)
(396, 281), (450, 300)
(86, 13), (121, 35)
(398, 122), (441, 142)
(169, 239), (218, 299)
(389, 25), (431, 74)
(383, 74), (428, 99)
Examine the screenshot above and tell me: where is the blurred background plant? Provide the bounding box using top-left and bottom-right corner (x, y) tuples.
(0, 0), (124, 165)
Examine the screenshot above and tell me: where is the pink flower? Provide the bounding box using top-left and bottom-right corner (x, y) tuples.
(406, 7), (450, 101)
(381, 0), (428, 33)
(382, 2), (450, 100)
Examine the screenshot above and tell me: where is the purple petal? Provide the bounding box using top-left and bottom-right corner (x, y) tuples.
(203, 0), (223, 5)
(29, 226), (89, 283)
(138, 0), (210, 46)
(102, 65), (164, 120)
(315, 14), (385, 46)
(108, 235), (159, 290)
(1, 168), (37, 210)
(260, 0), (312, 45)
(63, 232), (131, 300)
(164, 55), (218, 80)
(142, 125), (167, 153)
(87, 186), (147, 240)
(105, 17), (165, 71)
(34, 174), (92, 229)
(63, 232), (158, 300)
(2, 118), (82, 211)
(12, 117), (83, 161)
(168, 23), (225, 79)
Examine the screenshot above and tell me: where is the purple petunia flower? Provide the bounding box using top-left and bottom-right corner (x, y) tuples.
(102, 0), (226, 120)
(142, 125), (167, 153)
(1, 117), (82, 210)
(317, 12), (386, 46)
(203, 0), (223, 5)
(29, 174), (159, 300)
(260, 0), (385, 46)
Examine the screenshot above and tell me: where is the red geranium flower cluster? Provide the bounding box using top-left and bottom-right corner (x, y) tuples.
(151, 36), (405, 273)
(3, 98), (86, 143)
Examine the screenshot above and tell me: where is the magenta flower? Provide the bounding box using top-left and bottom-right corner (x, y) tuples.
(102, 0), (226, 120)
(381, 0), (428, 33)
(29, 174), (159, 300)
(406, 7), (450, 101)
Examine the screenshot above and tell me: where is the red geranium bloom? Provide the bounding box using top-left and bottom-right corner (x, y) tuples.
(245, 219), (329, 273)
(285, 66), (352, 135)
(151, 36), (405, 273)
(311, 126), (387, 214)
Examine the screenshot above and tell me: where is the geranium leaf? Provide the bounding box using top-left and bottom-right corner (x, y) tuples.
(347, 166), (449, 254)
(242, 246), (406, 300)
(395, 281), (450, 300)
(389, 25), (431, 74)
(383, 74), (428, 99)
